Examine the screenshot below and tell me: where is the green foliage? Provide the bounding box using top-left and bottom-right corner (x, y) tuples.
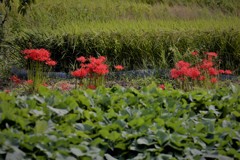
(0, 84), (240, 159)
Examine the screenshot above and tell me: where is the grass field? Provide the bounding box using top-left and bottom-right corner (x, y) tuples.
(1, 0), (240, 74)
(6, 0), (240, 34)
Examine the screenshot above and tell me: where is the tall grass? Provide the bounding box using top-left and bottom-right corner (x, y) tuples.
(12, 27), (240, 73)
(6, 0), (239, 32)
(2, 0), (240, 74)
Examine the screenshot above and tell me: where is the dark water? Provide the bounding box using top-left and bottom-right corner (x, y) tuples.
(11, 67), (239, 81)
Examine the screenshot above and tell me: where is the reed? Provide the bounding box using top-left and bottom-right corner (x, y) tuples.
(2, 0), (240, 74)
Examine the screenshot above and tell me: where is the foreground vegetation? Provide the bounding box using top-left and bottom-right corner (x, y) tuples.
(0, 84), (240, 159)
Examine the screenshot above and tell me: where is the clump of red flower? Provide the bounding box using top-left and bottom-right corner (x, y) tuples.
(71, 68), (88, 78)
(170, 51), (233, 89)
(170, 60), (201, 80)
(72, 55), (124, 89)
(22, 48), (57, 66)
(72, 56), (109, 78)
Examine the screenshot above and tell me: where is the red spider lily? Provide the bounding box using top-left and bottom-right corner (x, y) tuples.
(224, 70), (232, 75)
(71, 68), (88, 78)
(10, 75), (21, 84)
(93, 64), (109, 75)
(186, 67), (201, 80)
(170, 68), (181, 79)
(76, 56), (87, 63)
(211, 77), (218, 83)
(218, 70), (225, 74)
(98, 56), (106, 63)
(208, 67), (218, 76)
(200, 59), (213, 69)
(46, 60), (57, 66)
(191, 51), (198, 56)
(78, 56), (109, 76)
(22, 48), (51, 62)
(205, 52), (218, 58)
(88, 85), (96, 90)
(170, 51), (234, 90)
(176, 60), (190, 69)
(89, 56), (106, 65)
(180, 67), (189, 76)
(25, 79), (33, 85)
(159, 84), (165, 90)
(114, 65), (124, 71)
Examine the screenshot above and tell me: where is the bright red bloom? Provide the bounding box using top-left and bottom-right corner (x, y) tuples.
(88, 85), (96, 90)
(93, 64), (109, 75)
(224, 70), (232, 75)
(170, 69), (181, 79)
(22, 48), (51, 62)
(98, 56), (106, 63)
(89, 56), (106, 65)
(83, 56), (109, 75)
(208, 67), (218, 76)
(46, 60), (57, 66)
(211, 77), (218, 83)
(187, 67), (200, 79)
(180, 67), (189, 76)
(71, 68), (88, 78)
(176, 60), (190, 69)
(76, 56), (87, 63)
(200, 59), (213, 69)
(159, 84), (165, 90)
(218, 70), (225, 74)
(205, 52), (218, 58)
(10, 75), (21, 84)
(114, 65), (124, 71)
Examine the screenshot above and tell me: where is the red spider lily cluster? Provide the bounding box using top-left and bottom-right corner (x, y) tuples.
(72, 56), (109, 78)
(71, 56), (124, 89)
(20, 48), (57, 92)
(22, 48), (57, 66)
(170, 51), (232, 89)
